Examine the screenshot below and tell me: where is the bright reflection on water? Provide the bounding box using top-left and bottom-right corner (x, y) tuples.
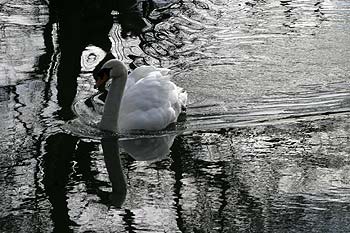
(0, 0), (350, 232)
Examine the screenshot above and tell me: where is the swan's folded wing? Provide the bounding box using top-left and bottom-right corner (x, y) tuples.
(125, 66), (170, 92)
(118, 75), (182, 131)
(128, 66), (170, 82)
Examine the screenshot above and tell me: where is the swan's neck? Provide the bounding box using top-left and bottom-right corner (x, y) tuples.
(100, 76), (126, 133)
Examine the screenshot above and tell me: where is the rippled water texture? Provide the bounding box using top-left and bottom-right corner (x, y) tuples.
(1, 0), (350, 232)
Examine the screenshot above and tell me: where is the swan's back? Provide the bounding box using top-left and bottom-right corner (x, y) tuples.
(118, 66), (187, 131)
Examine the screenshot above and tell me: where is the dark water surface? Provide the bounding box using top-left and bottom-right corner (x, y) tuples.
(1, 0), (350, 232)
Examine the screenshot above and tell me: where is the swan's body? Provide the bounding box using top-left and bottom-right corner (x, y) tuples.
(96, 59), (187, 133)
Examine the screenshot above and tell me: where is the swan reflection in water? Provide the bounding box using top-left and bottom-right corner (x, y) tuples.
(101, 135), (127, 208)
(101, 133), (176, 207)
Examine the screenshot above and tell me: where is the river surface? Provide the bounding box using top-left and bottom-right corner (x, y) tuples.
(1, 0), (350, 232)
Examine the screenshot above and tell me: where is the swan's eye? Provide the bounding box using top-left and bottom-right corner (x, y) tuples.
(95, 68), (111, 91)
(97, 68), (111, 78)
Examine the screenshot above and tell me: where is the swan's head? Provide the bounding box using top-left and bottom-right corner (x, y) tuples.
(95, 59), (128, 91)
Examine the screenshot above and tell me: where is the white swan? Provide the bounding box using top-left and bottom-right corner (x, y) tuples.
(95, 59), (187, 133)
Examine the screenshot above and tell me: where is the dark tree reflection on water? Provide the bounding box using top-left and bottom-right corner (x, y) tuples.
(48, 0), (114, 119)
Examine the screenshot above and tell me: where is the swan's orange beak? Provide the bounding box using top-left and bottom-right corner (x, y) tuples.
(95, 73), (109, 91)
